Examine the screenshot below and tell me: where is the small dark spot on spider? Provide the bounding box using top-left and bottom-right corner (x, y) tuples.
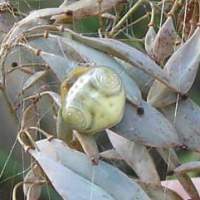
(181, 94), (188, 101)
(48, 18), (55, 24)
(13, 7), (18, 12)
(167, 170), (174, 176)
(137, 107), (144, 115)
(66, 10), (73, 16)
(11, 62), (18, 68)
(178, 144), (188, 150)
(175, 163), (181, 168)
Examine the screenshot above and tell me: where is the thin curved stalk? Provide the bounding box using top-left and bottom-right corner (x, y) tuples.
(109, 0), (147, 37)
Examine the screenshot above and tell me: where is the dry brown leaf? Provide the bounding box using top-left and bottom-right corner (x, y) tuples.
(162, 178), (200, 200)
(52, 0), (127, 22)
(152, 16), (177, 65)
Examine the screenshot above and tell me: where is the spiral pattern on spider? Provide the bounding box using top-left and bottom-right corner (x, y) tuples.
(61, 66), (125, 134)
(62, 105), (92, 131)
(91, 67), (122, 95)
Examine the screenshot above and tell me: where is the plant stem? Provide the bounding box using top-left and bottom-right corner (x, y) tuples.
(109, 0), (147, 37)
(198, 0), (200, 22)
(97, 0), (104, 37)
(168, 0), (181, 15)
(113, 12), (150, 37)
(188, 0), (198, 37)
(12, 181), (23, 200)
(148, 1), (155, 26)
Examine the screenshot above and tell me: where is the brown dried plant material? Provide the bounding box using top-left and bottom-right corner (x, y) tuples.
(107, 130), (160, 184)
(147, 79), (177, 108)
(152, 16), (177, 65)
(23, 165), (44, 200)
(52, 0), (127, 23)
(73, 130), (100, 165)
(166, 27), (200, 93)
(20, 105), (39, 145)
(158, 148), (200, 200)
(138, 180), (183, 200)
(162, 178), (200, 200)
(27, 139), (151, 200)
(145, 26), (156, 57)
(188, 0), (199, 37)
(148, 27), (200, 108)
(177, 0), (199, 40)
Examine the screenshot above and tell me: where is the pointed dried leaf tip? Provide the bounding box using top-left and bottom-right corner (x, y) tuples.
(147, 79), (177, 108)
(152, 16), (177, 65)
(22, 70), (47, 92)
(161, 178), (200, 200)
(107, 130), (160, 183)
(145, 26), (156, 57)
(41, 52), (74, 81)
(166, 27), (200, 93)
(148, 27), (200, 108)
(138, 181), (183, 200)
